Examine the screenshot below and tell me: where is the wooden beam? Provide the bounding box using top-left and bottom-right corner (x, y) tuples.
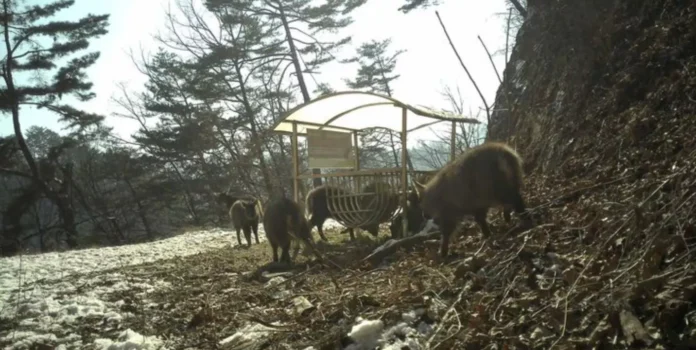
(297, 167), (404, 179)
(353, 131), (361, 191)
(401, 107), (408, 238)
(450, 120), (456, 161)
(292, 122), (299, 202)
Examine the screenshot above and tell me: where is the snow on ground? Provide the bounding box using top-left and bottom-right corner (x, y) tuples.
(218, 323), (282, 349)
(215, 267), (308, 348)
(93, 329), (166, 350)
(0, 219), (346, 350)
(1, 227), (239, 304)
(1, 219), (345, 299)
(343, 309), (436, 350)
(0, 227), (238, 349)
(1, 266), (175, 349)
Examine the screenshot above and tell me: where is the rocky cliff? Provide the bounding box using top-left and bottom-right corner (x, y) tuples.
(471, 0), (696, 347)
(490, 0), (696, 180)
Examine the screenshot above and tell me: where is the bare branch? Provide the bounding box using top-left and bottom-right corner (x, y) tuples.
(477, 35), (502, 84)
(509, 0), (527, 17)
(436, 11), (491, 134)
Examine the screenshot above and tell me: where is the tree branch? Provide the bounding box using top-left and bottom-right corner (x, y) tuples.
(477, 35), (502, 84)
(436, 11), (491, 132)
(509, 0), (528, 18)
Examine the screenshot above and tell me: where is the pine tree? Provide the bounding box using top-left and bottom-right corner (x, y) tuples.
(0, 0), (109, 254)
(399, 0), (526, 17)
(206, 0), (367, 187)
(274, 0), (366, 187)
(343, 39), (404, 96)
(116, 49), (226, 225)
(136, 50), (219, 160)
(25, 126), (63, 159)
(342, 39), (414, 170)
(398, 0), (440, 14)
(313, 83), (336, 97)
(152, 0), (286, 196)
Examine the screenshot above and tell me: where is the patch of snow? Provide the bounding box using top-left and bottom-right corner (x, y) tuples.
(379, 322), (424, 349)
(0, 221), (346, 349)
(93, 329), (166, 350)
(2, 332), (57, 350)
(1, 227), (250, 305)
(320, 219), (345, 229)
(402, 310), (418, 323)
(264, 275), (293, 300)
(219, 322), (280, 348)
(1, 270), (171, 349)
(346, 317), (385, 349)
(265, 276), (287, 287)
(343, 308), (436, 350)
(2, 227), (243, 349)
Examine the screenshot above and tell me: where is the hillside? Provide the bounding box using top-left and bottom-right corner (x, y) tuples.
(484, 0), (696, 347)
(490, 0), (696, 176)
(3, 1), (696, 349)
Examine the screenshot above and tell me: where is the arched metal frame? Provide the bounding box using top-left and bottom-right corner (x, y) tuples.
(271, 90), (480, 238)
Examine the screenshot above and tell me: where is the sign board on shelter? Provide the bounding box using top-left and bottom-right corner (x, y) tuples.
(307, 129), (355, 168)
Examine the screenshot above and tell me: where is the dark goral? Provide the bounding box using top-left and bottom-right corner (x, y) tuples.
(216, 193), (243, 209)
(390, 172), (437, 238)
(413, 142), (534, 258)
(230, 199), (260, 247)
(263, 196), (315, 264)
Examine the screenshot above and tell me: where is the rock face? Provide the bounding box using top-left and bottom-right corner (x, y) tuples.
(489, 0), (696, 177)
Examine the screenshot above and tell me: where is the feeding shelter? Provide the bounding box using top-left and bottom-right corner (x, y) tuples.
(271, 91), (480, 237)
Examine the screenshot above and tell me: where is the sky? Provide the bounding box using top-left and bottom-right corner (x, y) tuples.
(0, 0), (515, 143)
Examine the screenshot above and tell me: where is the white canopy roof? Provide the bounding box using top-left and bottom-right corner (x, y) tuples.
(271, 91), (479, 136)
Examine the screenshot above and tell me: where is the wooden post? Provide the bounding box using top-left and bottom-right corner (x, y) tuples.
(401, 107), (408, 238)
(292, 122), (299, 202)
(353, 131), (360, 170)
(353, 131), (361, 191)
(450, 120), (456, 161)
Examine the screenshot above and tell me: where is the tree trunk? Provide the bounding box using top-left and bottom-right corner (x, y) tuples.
(213, 125), (257, 197)
(30, 205), (47, 252)
(0, 186), (40, 256)
(71, 182), (112, 237)
(388, 131), (400, 166)
(57, 163), (78, 248)
(124, 177), (154, 240)
(277, 0), (323, 187)
(220, 39), (274, 196)
(3, 1), (79, 251)
(170, 162), (200, 225)
(509, 0), (527, 17)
